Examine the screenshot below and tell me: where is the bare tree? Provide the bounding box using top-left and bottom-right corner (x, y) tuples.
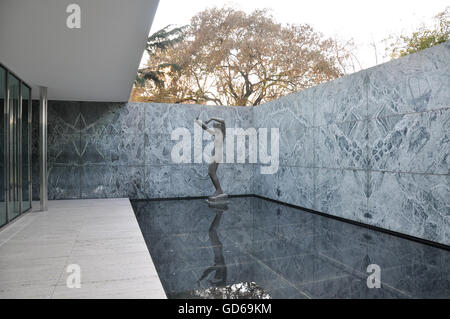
(131, 7), (353, 105)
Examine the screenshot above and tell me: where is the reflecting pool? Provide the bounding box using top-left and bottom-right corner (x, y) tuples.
(132, 197), (450, 299)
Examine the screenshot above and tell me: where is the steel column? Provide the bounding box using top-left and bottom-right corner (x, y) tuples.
(39, 86), (48, 211)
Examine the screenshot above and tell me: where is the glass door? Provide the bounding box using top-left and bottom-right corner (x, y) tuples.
(0, 64), (32, 228)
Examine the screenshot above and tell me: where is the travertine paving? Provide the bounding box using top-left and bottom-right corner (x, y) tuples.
(0, 199), (166, 299)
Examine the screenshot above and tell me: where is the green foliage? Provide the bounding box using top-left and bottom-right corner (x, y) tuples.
(146, 25), (187, 55)
(135, 25), (186, 88)
(386, 7), (449, 59)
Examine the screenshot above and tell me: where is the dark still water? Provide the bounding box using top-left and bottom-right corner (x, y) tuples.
(131, 197), (449, 299)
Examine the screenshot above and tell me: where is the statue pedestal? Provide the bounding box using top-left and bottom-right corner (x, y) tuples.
(206, 193), (229, 207)
(208, 193), (228, 201)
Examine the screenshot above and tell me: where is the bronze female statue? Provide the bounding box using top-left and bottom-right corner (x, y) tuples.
(195, 117), (228, 202)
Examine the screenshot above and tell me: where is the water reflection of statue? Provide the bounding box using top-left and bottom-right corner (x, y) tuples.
(197, 203), (228, 287)
(195, 117), (228, 202)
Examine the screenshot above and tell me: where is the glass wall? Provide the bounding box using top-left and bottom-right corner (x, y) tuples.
(0, 67), (5, 227)
(0, 64), (32, 228)
(8, 73), (20, 220)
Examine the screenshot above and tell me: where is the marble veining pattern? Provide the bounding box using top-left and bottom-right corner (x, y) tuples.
(313, 71), (368, 126)
(315, 120), (368, 169)
(368, 108), (449, 174)
(32, 42), (450, 246)
(368, 42), (450, 118)
(367, 171), (449, 243)
(33, 101), (255, 201)
(252, 43), (449, 246)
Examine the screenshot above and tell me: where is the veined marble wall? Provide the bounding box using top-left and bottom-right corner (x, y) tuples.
(254, 42), (449, 246)
(32, 102), (255, 200)
(32, 42), (449, 245)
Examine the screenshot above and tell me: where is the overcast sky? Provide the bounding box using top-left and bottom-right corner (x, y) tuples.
(146, 0), (449, 70)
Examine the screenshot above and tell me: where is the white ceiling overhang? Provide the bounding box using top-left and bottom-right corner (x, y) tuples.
(0, 0), (159, 101)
